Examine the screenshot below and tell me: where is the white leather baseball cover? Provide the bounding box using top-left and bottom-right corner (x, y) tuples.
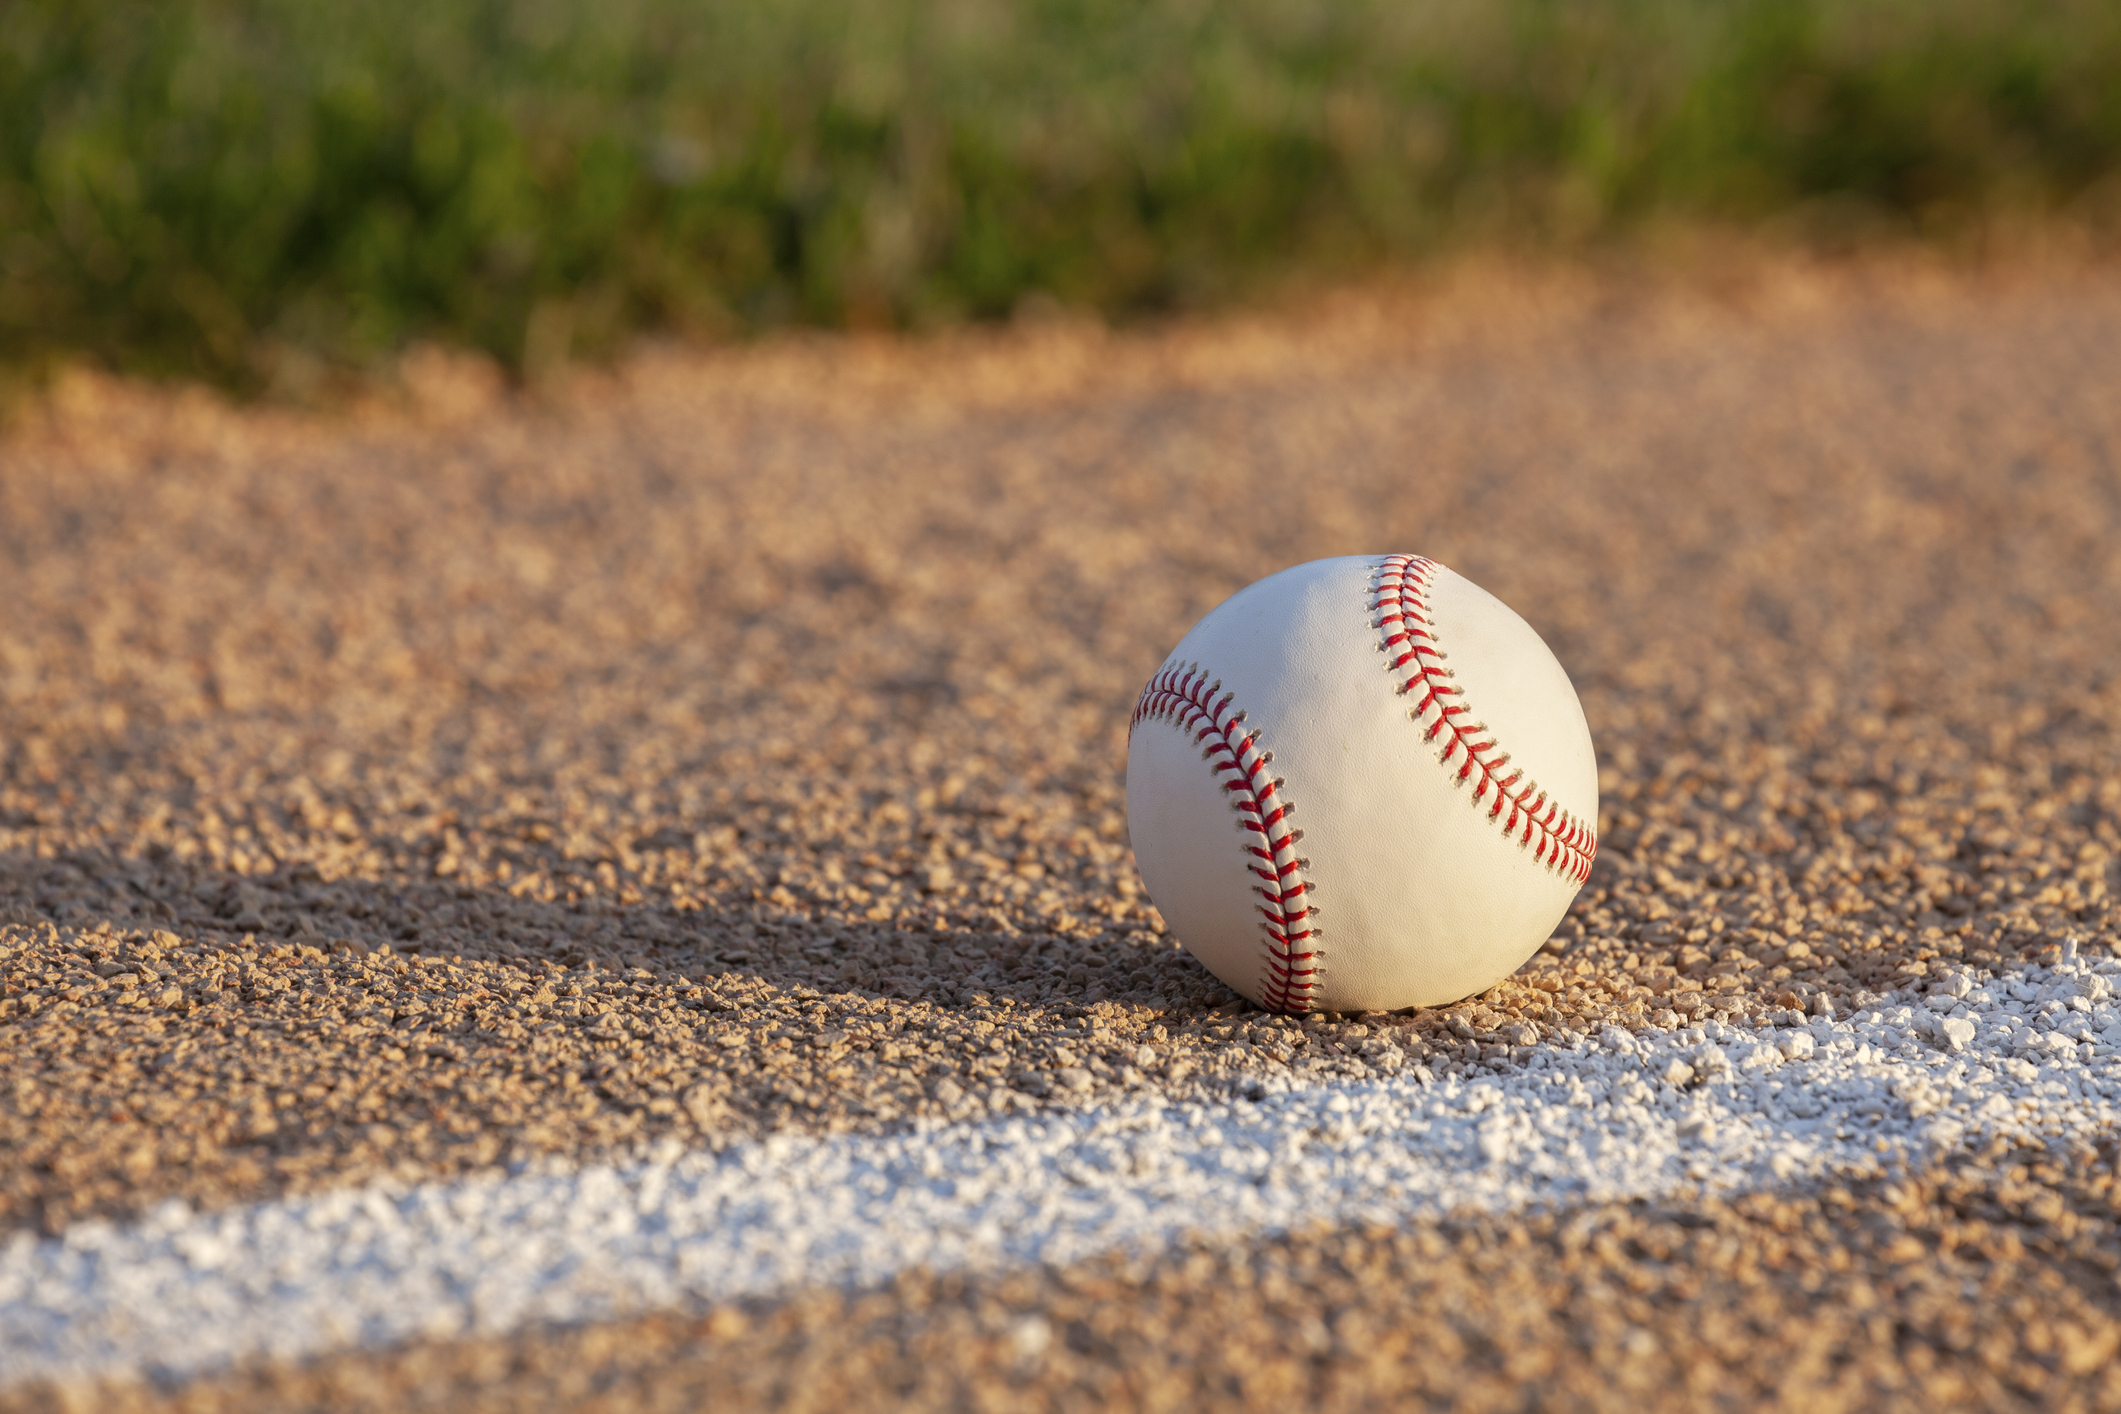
(1126, 555), (1598, 1013)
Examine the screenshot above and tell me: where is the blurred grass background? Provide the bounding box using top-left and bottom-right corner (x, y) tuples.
(4, 0), (2119, 391)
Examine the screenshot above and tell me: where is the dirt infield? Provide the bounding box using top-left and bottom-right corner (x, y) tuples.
(5, 253), (2121, 1406)
(31, 1155), (2121, 1414)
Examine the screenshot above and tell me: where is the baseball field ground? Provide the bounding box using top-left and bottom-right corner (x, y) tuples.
(5, 251), (2121, 1410)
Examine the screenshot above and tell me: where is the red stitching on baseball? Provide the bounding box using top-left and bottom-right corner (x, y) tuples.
(1132, 664), (1323, 1014)
(1371, 555), (1598, 885)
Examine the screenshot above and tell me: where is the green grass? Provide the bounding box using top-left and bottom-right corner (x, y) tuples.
(4, 0), (2119, 390)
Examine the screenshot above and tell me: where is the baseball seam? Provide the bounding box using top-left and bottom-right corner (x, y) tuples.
(1131, 663), (1323, 1013)
(1371, 555), (1597, 884)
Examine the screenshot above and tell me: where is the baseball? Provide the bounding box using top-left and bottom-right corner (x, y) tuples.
(1127, 554), (1599, 1013)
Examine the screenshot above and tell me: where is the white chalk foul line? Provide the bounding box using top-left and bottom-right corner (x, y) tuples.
(5, 955), (2120, 1387)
